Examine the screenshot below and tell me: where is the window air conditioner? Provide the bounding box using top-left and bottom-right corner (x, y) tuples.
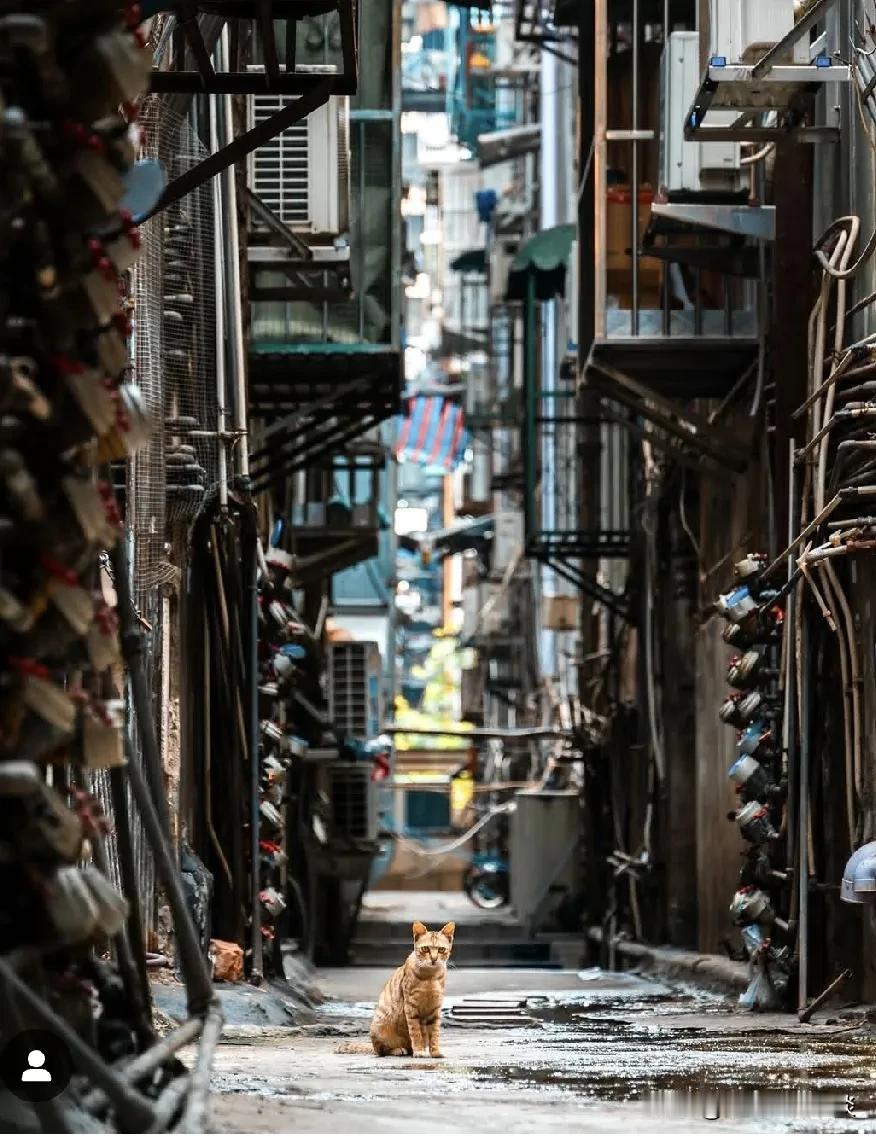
(709, 0), (807, 65)
(662, 32), (742, 194)
(248, 90), (351, 238)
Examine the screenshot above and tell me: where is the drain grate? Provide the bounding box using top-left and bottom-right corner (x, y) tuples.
(446, 995), (543, 1028)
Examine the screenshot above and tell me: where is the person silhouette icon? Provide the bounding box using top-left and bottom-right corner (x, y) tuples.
(20, 1050), (51, 1084)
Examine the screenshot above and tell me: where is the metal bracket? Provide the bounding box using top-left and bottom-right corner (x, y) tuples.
(537, 554), (631, 623)
(245, 187), (312, 259)
(583, 357), (750, 472)
(143, 79), (333, 220)
(685, 51), (848, 144)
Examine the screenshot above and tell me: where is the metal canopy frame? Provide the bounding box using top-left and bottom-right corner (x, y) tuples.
(150, 2), (358, 95)
(248, 349), (401, 486)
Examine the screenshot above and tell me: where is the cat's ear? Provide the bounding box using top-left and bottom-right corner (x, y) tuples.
(440, 922), (455, 941)
(412, 920), (428, 940)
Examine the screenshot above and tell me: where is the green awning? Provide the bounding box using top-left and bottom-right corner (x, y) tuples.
(450, 249), (487, 274)
(506, 223), (576, 301)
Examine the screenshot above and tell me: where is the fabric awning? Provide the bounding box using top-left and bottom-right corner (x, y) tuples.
(450, 249), (487, 274)
(393, 396), (469, 473)
(506, 222), (576, 301)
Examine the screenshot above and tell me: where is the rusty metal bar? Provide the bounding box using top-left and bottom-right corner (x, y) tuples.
(257, 0), (280, 84)
(179, 3), (217, 84)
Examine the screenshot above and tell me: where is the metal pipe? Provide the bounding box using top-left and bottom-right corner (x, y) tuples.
(631, 0), (639, 336)
(3, 976), (70, 1132)
(122, 716), (220, 1025)
(784, 444), (797, 902)
(88, 825), (153, 1046)
(220, 26), (250, 480)
(109, 540), (170, 835)
(594, 0), (607, 338)
(81, 1018), (204, 1116)
(111, 529), (215, 1016)
(108, 765), (152, 1016)
(151, 1074), (193, 1131)
(762, 486), (876, 579)
(178, 1003), (224, 1132)
(209, 88), (229, 510)
(797, 605), (810, 1008)
(245, 523), (263, 983)
(0, 960), (155, 1132)
(523, 272), (537, 543)
(382, 724), (571, 739)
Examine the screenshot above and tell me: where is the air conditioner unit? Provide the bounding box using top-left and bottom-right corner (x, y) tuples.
(328, 642), (382, 740)
(327, 762), (379, 842)
(248, 90), (351, 237)
(492, 511), (523, 576)
(662, 32), (742, 194)
(709, 0), (807, 65)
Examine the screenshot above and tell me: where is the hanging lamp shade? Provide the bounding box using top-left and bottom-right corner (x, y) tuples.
(506, 222), (576, 301)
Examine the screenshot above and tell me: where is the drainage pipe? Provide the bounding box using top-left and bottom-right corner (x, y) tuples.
(209, 90), (228, 510)
(244, 521), (263, 983)
(797, 605), (810, 1008)
(219, 26), (249, 481)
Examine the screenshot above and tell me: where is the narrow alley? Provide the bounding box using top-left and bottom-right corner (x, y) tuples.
(7, 1), (876, 1135)
(195, 894), (876, 1133)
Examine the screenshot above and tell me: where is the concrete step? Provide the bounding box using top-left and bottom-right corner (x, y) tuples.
(350, 938), (553, 968)
(356, 919), (526, 942)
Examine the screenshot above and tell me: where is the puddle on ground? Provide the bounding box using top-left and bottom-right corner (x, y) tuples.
(211, 971), (876, 1125)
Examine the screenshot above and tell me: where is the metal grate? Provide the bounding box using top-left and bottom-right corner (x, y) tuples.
(131, 96), (218, 580)
(328, 641), (382, 739)
(329, 763), (376, 840)
(251, 94), (310, 225)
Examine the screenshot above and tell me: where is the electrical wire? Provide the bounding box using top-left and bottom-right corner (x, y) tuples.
(392, 800), (516, 858)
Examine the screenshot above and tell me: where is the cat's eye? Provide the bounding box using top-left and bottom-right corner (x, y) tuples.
(438, 948), (447, 955)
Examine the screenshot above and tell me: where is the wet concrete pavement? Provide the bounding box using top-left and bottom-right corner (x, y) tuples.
(195, 965), (876, 1133)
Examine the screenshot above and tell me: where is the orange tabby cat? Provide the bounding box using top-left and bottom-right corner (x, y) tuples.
(369, 920), (455, 1058)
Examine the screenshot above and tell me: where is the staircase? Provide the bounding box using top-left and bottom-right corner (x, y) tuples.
(350, 911), (585, 970)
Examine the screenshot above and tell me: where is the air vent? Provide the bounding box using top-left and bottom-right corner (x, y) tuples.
(328, 641), (383, 739)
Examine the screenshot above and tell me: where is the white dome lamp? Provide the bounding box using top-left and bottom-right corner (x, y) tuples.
(840, 841), (876, 905)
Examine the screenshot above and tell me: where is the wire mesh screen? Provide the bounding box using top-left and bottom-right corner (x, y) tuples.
(102, 98), (218, 950)
(131, 96), (218, 593)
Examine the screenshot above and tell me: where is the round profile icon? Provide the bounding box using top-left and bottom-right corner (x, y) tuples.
(0, 1030), (72, 1103)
